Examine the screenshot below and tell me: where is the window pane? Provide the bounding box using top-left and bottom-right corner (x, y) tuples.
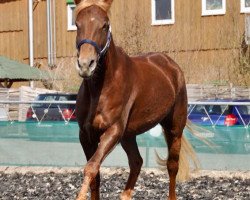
(155, 0), (172, 20)
(237, 106), (250, 115)
(206, 0), (222, 10)
(246, 0), (250, 8)
(71, 6), (75, 25)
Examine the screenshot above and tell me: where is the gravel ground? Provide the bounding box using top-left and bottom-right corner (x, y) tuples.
(0, 167), (249, 200)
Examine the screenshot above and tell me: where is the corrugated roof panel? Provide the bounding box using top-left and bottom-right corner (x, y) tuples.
(66, 0), (74, 4)
(0, 56), (53, 81)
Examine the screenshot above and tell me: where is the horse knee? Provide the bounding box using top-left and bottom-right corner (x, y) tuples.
(129, 156), (143, 171)
(170, 127), (184, 138)
(138, 157), (143, 168)
(136, 157), (143, 171)
(167, 159), (179, 176)
(84, 161), (100, 179)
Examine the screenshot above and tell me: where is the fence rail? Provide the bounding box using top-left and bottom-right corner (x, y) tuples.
(188, 101), (250, 106)
(0, 100), (249, 105)
(187, 84), (250, 101)
(0, 101), (76, 104)
(0, 100), (249, 128)
(0, 86), (58, 121)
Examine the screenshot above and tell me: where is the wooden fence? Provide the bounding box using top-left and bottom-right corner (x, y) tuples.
(0, 86), (57, 121)
(187, 84), (250, 101)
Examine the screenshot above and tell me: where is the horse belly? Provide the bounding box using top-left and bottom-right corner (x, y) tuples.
(125, 55), (183, 136)
(126, 90), (175, 136)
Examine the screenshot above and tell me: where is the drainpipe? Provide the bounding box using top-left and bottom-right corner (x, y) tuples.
(47, 0), (52, 66)
(52, 0), (57, 66)
(28, 0), (34, 88)
(47, 0), (56, 68)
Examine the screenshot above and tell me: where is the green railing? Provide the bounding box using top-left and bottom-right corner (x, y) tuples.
(0, 121), (249, 169)
(0, 121), (249, 154)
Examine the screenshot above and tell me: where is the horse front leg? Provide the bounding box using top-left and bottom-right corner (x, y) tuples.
(76, 123), (123, 200)
(120, 136), (143, 200)
(79, 130), (100, 200)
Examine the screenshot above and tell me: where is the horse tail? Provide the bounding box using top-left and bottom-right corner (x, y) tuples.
(155, 120), (200, 181)
(177, 130), (200, 181)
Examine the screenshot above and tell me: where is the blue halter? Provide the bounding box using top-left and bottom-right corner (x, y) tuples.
(76, 25), (112, 59)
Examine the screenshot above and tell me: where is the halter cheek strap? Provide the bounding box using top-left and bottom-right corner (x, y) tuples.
(76, 25), (112, 59)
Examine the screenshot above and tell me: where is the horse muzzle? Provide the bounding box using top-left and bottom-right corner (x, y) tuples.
(77, 57), (97, 78)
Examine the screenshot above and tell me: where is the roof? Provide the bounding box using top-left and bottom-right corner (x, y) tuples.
(38, 93), (77, 96)
(0, 56), (54, 81)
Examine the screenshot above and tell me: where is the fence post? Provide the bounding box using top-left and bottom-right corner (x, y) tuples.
(230, 83), (236, 99)
(18, 87), (23, 121)
(145, 145), (149, 168)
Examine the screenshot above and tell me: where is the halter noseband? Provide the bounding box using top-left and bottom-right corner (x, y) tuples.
(76, 25), (112, 59)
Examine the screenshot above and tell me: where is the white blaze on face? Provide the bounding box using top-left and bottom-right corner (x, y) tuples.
(90, 17), (95, 22)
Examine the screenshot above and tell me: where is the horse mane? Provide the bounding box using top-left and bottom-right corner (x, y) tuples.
(75, 0), (112, 17)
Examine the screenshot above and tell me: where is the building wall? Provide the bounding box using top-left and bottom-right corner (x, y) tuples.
(110, 0), (248, 85)
(0, 0), (28, 61)
(110, 0), (244, 52)
(0, 0), (249, 87)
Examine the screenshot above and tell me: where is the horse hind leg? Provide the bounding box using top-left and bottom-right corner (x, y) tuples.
(162, 126), (182, 200)
(120, 136), (143, 200)
(160, 100), (187, 200)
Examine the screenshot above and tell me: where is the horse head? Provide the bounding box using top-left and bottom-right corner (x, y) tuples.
(74, 0), (113, 78)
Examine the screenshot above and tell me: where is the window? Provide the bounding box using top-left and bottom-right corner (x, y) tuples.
(241, 0), (250, 13)
(202, 0), (226, 16)
(151, 0), (175, 25)
(67, 4), (76, 30)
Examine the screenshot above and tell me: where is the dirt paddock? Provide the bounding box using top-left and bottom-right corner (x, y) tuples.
(0, 167), (249, 200)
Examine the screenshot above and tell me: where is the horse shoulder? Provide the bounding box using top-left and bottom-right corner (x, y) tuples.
(91, 70), (135, 132)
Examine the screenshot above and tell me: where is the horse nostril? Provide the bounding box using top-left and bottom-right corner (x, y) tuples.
(77, 59), (82, 68)
(78, 58), (95, 69)
(89, 60), (95, 68)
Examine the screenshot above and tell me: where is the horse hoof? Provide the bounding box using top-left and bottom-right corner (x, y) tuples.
(76, 194), (87, 200)
(120, 193), (131, 200)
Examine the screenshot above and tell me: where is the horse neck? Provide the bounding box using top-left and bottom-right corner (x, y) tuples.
(103, 38), (119, 77)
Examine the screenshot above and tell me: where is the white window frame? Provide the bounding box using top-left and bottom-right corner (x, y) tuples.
(241, 0), (250, 13)
(67, 4), (76, 31)
(201, 0), (226, 16)
(151, 0), (175, 25)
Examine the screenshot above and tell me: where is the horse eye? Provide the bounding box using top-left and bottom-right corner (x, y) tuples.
(102, 23), (109, 31)
(75, 22), (80, 29)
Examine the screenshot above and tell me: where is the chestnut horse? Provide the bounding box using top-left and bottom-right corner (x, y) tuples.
(74, 0), (197, 199)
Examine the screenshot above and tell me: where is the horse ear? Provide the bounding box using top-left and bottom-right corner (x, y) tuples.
(74, 0), (82, 5)
(99, 0), (113, 11)
(99, 0), (113, 5)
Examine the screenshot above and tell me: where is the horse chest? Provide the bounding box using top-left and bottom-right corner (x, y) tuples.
(78, 80), (128, 133)
(83, 101), (120, 132)
(80, 112), (107, 138)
